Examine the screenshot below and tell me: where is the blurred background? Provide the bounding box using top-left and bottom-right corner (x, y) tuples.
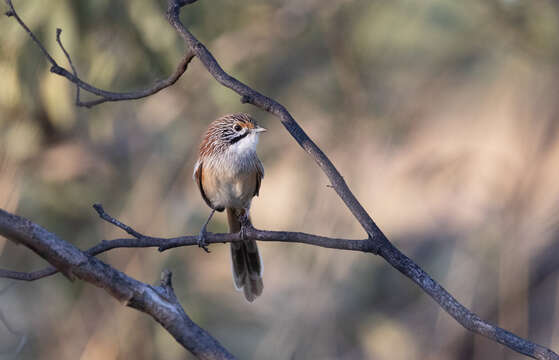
(1, 0), (559, 359)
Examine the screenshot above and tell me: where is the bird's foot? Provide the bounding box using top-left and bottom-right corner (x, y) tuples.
(240, 226), (247, 241)
(197, 209), (216, 253)
(239, 216), (254, 241)
(197, 226), (211, 253)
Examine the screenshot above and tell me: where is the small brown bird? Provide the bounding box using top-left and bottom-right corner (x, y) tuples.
(193, 113), (266, 302)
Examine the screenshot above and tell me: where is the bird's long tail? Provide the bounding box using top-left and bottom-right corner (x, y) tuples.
(227, 207), (263, 302)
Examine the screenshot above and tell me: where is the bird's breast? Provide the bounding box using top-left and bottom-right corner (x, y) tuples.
(201, 160), (257, 210)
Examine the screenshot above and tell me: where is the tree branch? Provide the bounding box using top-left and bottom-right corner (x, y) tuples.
(0, 204), (372, 281)
(2, 204), (559, 359)
(0, 208), (235, 360)
(4, 0), (195, 108)
(4, 0), (559, 359)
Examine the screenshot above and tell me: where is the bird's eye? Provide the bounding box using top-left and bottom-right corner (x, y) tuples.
(234, 124), (242, 132)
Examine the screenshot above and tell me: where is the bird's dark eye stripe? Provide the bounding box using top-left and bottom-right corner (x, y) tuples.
(229, 131), (249, 145)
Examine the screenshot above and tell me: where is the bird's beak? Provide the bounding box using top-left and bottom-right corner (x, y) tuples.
(254, 126), (267, 133)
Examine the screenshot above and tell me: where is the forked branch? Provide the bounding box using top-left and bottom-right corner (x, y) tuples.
(0, 204), (373, 282)
(4, 0), (195, 108)
(0, 209), (235, 360)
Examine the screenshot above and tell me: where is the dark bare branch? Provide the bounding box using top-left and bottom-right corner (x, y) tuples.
(4, 0), (57, 65)
(3, 203), (559, 359)
(1, 204), (372, 282)
(0, 209), (235, 360)
(93, 204), (151, 240)
(55, 28), (81, 106)
(4, 0), (195, 108)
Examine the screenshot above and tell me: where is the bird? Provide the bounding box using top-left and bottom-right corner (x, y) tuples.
(193, 113), (266, 302)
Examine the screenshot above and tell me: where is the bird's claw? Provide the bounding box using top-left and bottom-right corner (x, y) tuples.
(240, 214), (252, 241)
(197, 228), (211, 253)
(239, 222), (253, 241)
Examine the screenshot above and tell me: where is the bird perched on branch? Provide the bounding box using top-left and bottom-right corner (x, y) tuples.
(193, 113), (266, 302)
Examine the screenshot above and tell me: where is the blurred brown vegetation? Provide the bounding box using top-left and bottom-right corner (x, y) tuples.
(1, 0), (559, 359)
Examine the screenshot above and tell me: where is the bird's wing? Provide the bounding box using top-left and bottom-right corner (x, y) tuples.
(193, 160), (214, 209)
(254, 159), (264, 197)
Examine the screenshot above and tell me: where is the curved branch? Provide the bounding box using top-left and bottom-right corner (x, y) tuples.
(4, 0), (195, 108)
(0, 208), (235, 360)
(55, 28), (81, 106)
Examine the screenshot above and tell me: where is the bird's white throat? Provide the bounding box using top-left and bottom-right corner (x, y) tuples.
(229, 132), (259, 157)
(200, 131), (261, 177)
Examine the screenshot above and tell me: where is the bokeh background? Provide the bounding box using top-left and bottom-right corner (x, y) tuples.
(1, 0), (559, 359)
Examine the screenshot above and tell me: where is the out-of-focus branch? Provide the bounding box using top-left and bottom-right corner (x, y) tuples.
(4, 0), (195, 108)
(4, 0), (559, 359)
(0, 310), (27, 357)
(0, 284), (27, 357)
(0, 209), (235, 360)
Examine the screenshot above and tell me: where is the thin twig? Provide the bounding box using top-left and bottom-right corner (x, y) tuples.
(55, 28), (80, 106)
(0, 205), (372, 281)
(5, 0), (57, 65)
(93, 204), (150, 240)
(4, 0), (195, 108)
